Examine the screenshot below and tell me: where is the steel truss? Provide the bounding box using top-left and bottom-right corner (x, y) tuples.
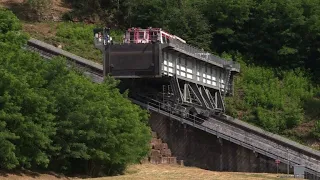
(162, 75), (226, 117)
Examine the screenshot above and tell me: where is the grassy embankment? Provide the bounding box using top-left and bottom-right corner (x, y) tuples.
(1, 163), (295, 180)
(23, 21), (124, 63)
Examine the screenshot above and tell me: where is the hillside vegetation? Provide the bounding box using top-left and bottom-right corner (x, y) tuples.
(60, 0), (319, 80)
(0, 9), (151, 177)
(20, 0), (320, 146)
(0, 0), (320, 177)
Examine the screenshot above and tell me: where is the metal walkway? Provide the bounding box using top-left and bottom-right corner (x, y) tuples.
(26, 37), (320, 179)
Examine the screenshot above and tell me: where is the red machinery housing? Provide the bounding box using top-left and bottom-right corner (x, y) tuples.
(123, 27), (186, 44)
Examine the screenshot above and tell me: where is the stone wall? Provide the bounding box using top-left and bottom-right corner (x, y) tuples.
(149, 111), (292, 174)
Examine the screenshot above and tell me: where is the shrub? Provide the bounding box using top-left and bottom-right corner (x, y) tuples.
(226, 60), (316, 134)
(0, 8), (22, 33)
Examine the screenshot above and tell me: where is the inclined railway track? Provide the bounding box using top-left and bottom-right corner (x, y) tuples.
(26, 37), (320, 179)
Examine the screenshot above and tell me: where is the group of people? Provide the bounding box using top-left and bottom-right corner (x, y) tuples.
(95, 32), (113, 45)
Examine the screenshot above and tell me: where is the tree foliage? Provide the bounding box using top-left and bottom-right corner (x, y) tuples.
(22, 0), (320, 140)
(203, 0), (320, 82)
(47, 60), (150, 175)
(64, 0), (320, 81)
(226, 62), (314, 133)
(64, 0), (212, 50)
(0, 8), (22, 33)
(0, 9), (151, 176)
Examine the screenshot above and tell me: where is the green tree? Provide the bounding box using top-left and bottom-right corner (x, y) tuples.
(46, 60), (151, 176)
(0, 10), (151, 176)
(0, 43), (56, 170)
(0, 8), (56, 169)
(204, 0), (320, 81)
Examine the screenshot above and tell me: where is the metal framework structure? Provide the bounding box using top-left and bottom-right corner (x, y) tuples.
(26, 37), (320, 179)
(166, 75), (226, 116)
(93, 27), (240, 117)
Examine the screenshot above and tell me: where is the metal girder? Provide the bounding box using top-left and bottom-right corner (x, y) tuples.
(206, 89), (217, 108)
(199, 85), (215, 110)
(202, 86), (225, 112)
(188, 83), (209, 109)
(183, 83), (202, 106)
(170, 75), (183, 104)
(169, 75), (226, 113)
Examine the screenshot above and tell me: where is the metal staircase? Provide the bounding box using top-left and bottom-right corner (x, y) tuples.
(223, 64), (232, 99)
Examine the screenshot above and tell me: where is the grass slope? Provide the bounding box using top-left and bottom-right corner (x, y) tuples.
(99, 164), (295, 180)
(0, 164), (295, 180)
(23, 22), (103, 62)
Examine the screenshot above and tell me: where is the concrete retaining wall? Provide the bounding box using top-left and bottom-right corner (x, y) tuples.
(149, 111), (292, 174)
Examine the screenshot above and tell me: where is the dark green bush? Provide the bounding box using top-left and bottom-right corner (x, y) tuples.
(0, 8), (21, 33)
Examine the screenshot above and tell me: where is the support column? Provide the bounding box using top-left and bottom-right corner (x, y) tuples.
(193, 58), (197, 81)
(158, 44), (164, 75)
(170, 75), (183, 103)
(219, 138), (223, 171)
(174, 52), (178, 75)
(103, 43), (111, 77)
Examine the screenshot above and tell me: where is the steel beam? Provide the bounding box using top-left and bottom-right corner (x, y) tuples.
(199, 85), (214, 110)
